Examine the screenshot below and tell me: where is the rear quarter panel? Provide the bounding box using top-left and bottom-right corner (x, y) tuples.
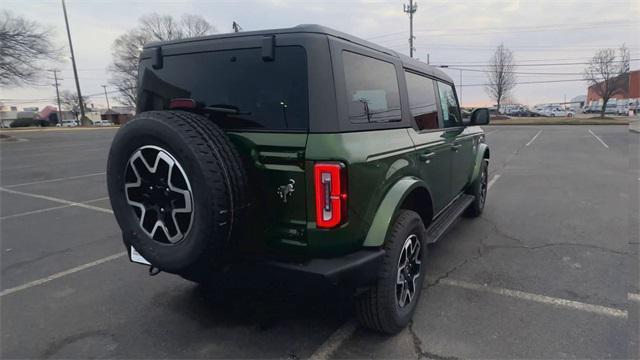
(304, 129), (417, 256)
(227, 132), (309, 257)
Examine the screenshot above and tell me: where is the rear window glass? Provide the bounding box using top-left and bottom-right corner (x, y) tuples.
(342, 51), (401, 124)
(138, 46), (308, 131)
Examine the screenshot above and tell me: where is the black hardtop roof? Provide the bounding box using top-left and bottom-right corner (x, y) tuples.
(144, 24), (452, 83)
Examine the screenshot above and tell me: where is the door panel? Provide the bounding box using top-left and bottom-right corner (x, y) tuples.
(403, 70), (453, 213)
(407, 129), (451, 213)
(435, 81), (471, 200)
(450, 128), (477, 194)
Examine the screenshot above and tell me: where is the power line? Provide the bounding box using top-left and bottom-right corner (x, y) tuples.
(460, 78), (587, 87)
(442, 67), (585, 75)
(365, 20), (637, 40)
(1, 87), (132, 104)
(383, 42), (640, 51)
(430, 55), (639, 65)
(433, 58), (640, 67)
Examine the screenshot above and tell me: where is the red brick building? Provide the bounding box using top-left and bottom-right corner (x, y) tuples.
(587, 70), (640, 102)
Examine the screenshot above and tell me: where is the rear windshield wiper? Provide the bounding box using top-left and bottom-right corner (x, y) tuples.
(203, 104), (251, 116)
(169, 99), (251, 115)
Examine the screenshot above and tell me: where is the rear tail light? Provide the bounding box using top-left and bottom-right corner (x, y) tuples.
(169, 98), (197, 109)
(314, 162), (347, 228)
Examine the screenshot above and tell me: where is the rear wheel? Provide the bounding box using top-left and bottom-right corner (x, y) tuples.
(355, 210), (427, 334)
(464, 159), (488, 217)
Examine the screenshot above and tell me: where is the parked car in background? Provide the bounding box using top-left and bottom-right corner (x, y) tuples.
(504, 106), (528, 116)
(604, 102), (618, 115)
(9, 118), (37, 128)
(539, 107), (574, 117)
(511, 109), (541, 117)
(92, 120), (114, 126)
(57, 120), (79, 127)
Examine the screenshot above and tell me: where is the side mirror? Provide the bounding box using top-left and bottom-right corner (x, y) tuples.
(470, 108), (490, 125)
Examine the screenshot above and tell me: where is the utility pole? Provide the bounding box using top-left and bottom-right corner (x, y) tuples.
(403, 0), (417, 57)
(459, 69), (463, 106)
(426, 53), (429, 65)
(101, 85), (110, 110)
(232, 21), (243, 33)
(50, 69), (63, 125)
(61, 0), (85, 124)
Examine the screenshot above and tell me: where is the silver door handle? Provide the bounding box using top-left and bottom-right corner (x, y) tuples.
(420, 152), (435, 161)
(451, 144), (461, 151)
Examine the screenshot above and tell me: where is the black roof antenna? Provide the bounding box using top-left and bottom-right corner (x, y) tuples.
(232, 21), (243, 33)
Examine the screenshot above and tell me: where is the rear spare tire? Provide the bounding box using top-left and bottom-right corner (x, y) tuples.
(107, 110), (248, 273)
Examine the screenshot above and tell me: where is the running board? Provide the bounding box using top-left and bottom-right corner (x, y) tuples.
(425, 194), (475, 244)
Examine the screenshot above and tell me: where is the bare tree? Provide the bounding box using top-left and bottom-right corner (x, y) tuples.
(485, 44), (517, 113)
(181, 14), (213, 38)
(108, 13), (214, 107)
(60, 90), (88, 120)
(584, 44), (630, 118)
(0, 11), (59, 86)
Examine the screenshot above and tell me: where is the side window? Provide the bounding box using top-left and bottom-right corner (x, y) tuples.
(343, 51), (401, 123)
(436, 82), (462, 128)
(405, 71), (439, 130)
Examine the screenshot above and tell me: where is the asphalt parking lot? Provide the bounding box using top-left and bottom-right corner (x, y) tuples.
(1, 125), (638, 359)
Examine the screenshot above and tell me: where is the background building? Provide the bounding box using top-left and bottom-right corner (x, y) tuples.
(587, 70), (640, 102)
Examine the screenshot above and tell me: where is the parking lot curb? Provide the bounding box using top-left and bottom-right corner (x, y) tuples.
(0, 126), (120, 133)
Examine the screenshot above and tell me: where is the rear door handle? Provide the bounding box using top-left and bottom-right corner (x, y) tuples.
(420, 152), (435, 161)
(451, 144), (461, 151)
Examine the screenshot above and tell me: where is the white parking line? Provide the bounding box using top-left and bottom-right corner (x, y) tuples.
(4, 172), (106, 188)
(440, 278), (627, 318)
(309, 320), (358, 360)
(487, 174), (501, 190)
(525, 129), (543, 147)
(309, 275), (630, 358)
(0, 252), (127, 297)
(0, 196), (110, 220)
(0, 187), (113, 214)
(588, 129), (609, 148)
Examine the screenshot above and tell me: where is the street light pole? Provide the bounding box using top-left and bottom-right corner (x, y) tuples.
(61, 0), (85, 124)
(101, 85), (110, 110)
(50, 69), (63, 125)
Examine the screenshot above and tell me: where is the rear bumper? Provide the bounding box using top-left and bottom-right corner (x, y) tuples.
(262, 249), (385, 288)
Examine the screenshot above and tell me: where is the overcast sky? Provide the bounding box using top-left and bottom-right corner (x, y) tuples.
(2, 0), (639, 109)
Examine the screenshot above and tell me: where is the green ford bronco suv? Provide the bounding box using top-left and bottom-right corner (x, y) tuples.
(107, 24), (490, 334)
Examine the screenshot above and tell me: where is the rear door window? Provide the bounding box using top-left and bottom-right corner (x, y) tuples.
(138, 46), (308, 131)
(342, 51), (401, 124)
(436, 82), (462, 128)
(405, 71), (439, 130)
